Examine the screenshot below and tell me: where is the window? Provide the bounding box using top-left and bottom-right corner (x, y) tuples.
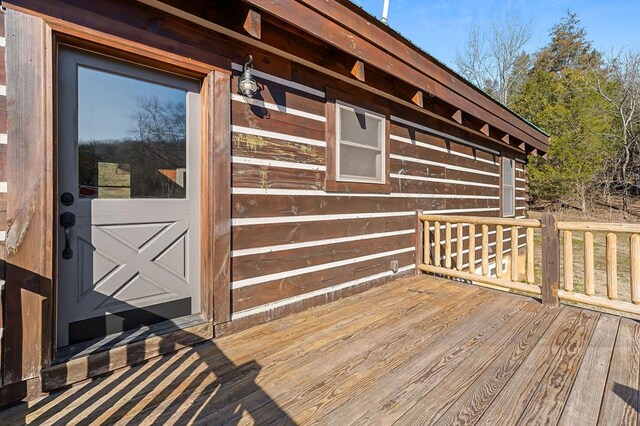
(325, 90), (390, 193)
(502, 158), (516, 217)
(75, 61), (197, 199)
(336, 101), (385, 183)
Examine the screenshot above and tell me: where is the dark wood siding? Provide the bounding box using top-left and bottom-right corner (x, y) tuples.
(229, 64), (529, 320)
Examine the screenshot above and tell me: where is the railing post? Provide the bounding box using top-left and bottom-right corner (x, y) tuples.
(541, 213), (560, 307)
(415, 210), (423, 274)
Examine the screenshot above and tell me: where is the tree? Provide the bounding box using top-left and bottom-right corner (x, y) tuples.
(594, 50), (640, 213)
(511, 12), (614, 211)
(129, 95), (186, 145)
(535, 12), (601, 74)
(455, 16), (532, 106)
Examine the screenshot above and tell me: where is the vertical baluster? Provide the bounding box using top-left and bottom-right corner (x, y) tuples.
(631, 234), (640, 304)
(606, 232), (618, 300)
(563, 230), (573, 292)
(423, 220), (430, 266)
(511, 226), (518, 281)
(468, 224), (476, 273)
(584, 231), (595, 296)
(496, 225), (504, 278)
(445, 222), (452, 268)
(482, 224), (489, 276)
(456, 223), (463, 270)
(434, 221), (441, 267)
(526, 227), (535, 284)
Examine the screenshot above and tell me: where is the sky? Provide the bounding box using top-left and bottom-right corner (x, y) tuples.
(78, 65), (186, 142)
(351, 0), (640, 70)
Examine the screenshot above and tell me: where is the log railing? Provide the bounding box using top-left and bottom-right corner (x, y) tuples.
(416, 213), (545, 299)
(557, 221), (640, 317)
(416, 212), (640, 316)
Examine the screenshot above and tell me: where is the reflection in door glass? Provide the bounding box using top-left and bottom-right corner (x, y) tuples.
(78, 66), (188, 199)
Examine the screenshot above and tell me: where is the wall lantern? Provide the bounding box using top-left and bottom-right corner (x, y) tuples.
(238, 55), (258, 98)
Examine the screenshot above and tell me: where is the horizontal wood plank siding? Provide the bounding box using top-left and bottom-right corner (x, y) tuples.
(233, 251), (415, 312)
(229, 64), (529, 319)
(232, 215), (414, 251)
(232, 233), (414, 283)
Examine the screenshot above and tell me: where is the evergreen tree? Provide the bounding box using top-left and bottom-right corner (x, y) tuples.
(511, 12), (614, 211)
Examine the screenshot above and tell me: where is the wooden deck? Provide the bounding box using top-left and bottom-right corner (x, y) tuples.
(1, 274), (639, 425)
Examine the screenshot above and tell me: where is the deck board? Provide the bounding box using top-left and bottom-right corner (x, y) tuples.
(516, 309), (600, 424)
(597, 318), (640, 425)
(432, 304), (563, 425)
(0, 275), (639, 425)
(100, 277), (461, 424)
(335, 297), (536, 425)
(186, 282), (484, 425)
(557, 314), (619, 426)
(392, 302), (552, 424)
(231, 286), (498, 425)
(473, 307), (578, 424)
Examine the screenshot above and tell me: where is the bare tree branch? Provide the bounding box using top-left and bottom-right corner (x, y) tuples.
(455, 16), (532, 105)
(593, 49), (640, 212)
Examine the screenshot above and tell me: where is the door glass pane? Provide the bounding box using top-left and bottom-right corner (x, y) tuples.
(77, 66), (188, 199)
(339, 106), (382, 148)
(340, 143), (380, 179)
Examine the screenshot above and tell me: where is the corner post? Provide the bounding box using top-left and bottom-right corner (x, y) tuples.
(541, 213), (560, 307)
(210, 70), (231, 325)
(415, 210), (423, 274)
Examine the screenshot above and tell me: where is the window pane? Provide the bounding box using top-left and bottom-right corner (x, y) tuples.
(502, 159), (515, 216)
(77, 66), (188, 199)
(339, 106), (382, 148)
(503, 158), (514, 182)
(503, 187), (514, 216)
(339, 143), (380, 179)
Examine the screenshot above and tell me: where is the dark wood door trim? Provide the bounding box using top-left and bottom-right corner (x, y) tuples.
(3, 8), (54, 388)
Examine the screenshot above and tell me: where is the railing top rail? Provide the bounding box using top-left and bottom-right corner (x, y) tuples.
(558, 221), (640, 233)
(419, 214), (541, 228)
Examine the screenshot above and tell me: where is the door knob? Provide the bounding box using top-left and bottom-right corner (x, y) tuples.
(60, 212), (76, 260)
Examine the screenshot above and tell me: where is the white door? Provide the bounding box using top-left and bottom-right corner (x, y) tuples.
(56, 46), (201, 348)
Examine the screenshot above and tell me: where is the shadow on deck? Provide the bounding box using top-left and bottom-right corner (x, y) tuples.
(1, 274), (639, 424)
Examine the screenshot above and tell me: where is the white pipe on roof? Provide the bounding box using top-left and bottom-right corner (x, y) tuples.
(381, 0), (390, 24)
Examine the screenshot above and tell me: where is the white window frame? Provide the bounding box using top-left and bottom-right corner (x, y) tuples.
(335, 100), (386, 184)
(502, 157), (516, 217)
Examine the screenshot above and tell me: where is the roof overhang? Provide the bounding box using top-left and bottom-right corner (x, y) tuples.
(139, 0), (550, 155)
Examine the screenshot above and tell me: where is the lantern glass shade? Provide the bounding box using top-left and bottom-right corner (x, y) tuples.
(238, 69), (258, 98)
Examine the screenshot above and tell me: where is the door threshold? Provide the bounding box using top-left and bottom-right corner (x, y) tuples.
(43, 318), (213, 392)
(54, 313), (206, 364)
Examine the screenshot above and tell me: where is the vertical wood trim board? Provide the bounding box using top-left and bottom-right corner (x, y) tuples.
(0, 10), (6, 245)
(0, 7), (5, 388)
(3, 9), (53, 388)
(200, 73), (215, 322)
(212, 71), (232, 325)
